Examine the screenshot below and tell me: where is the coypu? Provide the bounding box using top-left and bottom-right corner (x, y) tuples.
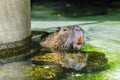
(40, 25), (84, 53)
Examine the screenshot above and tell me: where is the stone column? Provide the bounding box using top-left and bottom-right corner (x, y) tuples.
(0, 0), (31, 61)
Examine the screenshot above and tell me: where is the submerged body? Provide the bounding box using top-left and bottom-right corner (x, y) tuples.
(40, 25), (84, 52)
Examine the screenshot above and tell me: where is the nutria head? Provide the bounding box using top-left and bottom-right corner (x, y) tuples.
(40, 25), (84, 52)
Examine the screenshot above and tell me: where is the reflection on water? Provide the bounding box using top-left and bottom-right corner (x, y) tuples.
(59, 52), (89, 71)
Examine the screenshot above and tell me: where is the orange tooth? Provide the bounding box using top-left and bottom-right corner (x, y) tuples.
(77, 36), (82, 44)
(78, 58), (83, 63)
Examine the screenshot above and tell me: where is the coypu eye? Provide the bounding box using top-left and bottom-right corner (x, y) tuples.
(75, 29), (78, 31)
(63, 28), (67, 31)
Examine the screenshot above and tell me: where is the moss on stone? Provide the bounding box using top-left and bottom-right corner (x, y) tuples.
(0, 40), (40, 64)
(0, 43), (31, 58)
(0, 36), (32, 58)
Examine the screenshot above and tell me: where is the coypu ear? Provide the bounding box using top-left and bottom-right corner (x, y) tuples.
(80, 27), (84, 33)
(40, 32), (50, 41)
(56, 27), (61, 32)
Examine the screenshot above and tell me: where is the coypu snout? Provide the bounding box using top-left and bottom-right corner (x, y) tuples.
(63, 25), (84, 50)
(40, 25), (84, 52)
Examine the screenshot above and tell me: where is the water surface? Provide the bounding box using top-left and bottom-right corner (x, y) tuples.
(0, 21), (120, 80)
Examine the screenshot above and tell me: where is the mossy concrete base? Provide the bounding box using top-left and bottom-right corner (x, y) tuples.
(0, 38), (40, 64)
(32, 51), (108, 72)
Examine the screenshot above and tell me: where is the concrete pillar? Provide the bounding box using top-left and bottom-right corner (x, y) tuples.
(0, 0), (31, 60)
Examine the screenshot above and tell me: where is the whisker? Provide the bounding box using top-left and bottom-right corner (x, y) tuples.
(64, 32), (73, 49)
